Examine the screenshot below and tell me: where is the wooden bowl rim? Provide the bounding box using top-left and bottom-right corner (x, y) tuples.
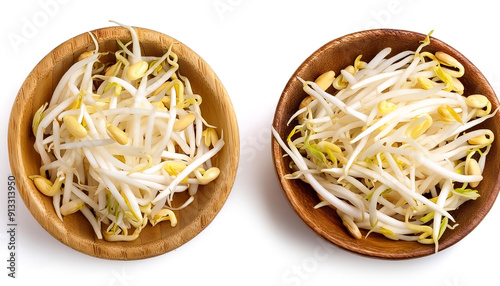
(272, 28), (500, 259)
(8, 25), (240, 260)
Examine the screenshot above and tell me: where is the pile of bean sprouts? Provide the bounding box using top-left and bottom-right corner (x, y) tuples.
(272, 32), (496, 250)
(30, 21), (224, 241)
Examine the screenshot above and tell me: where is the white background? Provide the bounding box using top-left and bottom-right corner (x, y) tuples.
(1, 1), (499, 285)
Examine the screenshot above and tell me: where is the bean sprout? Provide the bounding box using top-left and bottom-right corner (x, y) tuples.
(273, 32), (495, 251)
(30, 22), (224, 241)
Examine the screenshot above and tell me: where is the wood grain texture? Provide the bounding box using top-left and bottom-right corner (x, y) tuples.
(8, 26), (240, 260)
(272, 29), (500, 259)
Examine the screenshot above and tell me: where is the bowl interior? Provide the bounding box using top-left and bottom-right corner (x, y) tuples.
(272, 29), (500, 259)
(8, 26), (239, 260)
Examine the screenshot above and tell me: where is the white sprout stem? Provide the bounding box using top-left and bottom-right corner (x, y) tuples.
(350, 70), (403, 91)
(151, 89), (177, 157)
(432, 179), (452, 249)
(304, 172), (363, 220)
(350, 97), (461, 144)
(96, 168), (152, 192)
(80, 205), (103, 239)
(53, 190), (63, 221)
(144, 66), (178, 95)
(350, 164), (454, 221)
(71, 183), (100, 210)
(153, 138), (225, 204)
(365, 47), (392, 69)
(50, 54), (100, 106)
(110, 20), (141, 63)
(305, 81), (368, 122)
(375, 146), (482, 183)
(273, 127), (362, 219)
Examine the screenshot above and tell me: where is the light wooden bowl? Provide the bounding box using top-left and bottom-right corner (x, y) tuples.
(272, 29), (500, 259)
(8, 26), (239, 260)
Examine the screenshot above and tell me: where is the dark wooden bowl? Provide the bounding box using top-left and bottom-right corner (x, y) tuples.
(8, 26), (240, 260)
(271, 29), (500, 259)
